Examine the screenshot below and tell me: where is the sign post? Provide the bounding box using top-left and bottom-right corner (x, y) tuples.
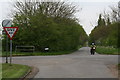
(10, 40), (12, 65)
(6, 35), (8, 63)
(2, 19), (12, 63)
(3, 27), (18, 65)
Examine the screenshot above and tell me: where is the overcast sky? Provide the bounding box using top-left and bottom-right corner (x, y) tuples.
(0, 0), (119, 35)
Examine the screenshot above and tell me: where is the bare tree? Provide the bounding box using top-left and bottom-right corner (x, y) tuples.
(110, 5), (119, 22)
(118, 1), (120, 21)
(102, 2), (120, 23)
(12, 0), (78, 26)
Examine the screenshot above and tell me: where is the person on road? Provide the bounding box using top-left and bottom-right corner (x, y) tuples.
(90, 42), (96, 55)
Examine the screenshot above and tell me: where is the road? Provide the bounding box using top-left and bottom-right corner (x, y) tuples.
(2, 47), (119, 78)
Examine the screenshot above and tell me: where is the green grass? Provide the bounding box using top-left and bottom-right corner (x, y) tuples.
(1, 50), (75, 56)
(1, 63), (30, 80)
(96, 46), (119, 55)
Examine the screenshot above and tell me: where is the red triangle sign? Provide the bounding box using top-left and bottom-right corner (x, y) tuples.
(3, 27), (18, 40)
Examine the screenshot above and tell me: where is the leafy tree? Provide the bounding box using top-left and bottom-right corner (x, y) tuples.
(106, 17), (111, 25)
(2, 0), (88, 52)
(89, 14), (118, 48)
(89, 3), (119, 48)
(98, 14), (106, 26)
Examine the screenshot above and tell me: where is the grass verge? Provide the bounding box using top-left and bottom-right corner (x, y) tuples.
(96, 46), (119, 55)
(1, 50), (75, 56)
(2, 63), (30, 80)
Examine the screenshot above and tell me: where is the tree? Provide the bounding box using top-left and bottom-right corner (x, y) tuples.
(106, 17), (111, 25)
(89, 3), (119, 48)
(2, 0), (88, 52)
(109, 5), (119, 22)
(97, 14), (106, 26)
(89, 16), (118, 47)
(13, 1), (77, 24)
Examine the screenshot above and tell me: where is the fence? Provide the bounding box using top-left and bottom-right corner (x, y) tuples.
(15, 46), (35, 52)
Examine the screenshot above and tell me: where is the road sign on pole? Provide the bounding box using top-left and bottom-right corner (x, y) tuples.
(3, 27), (18, 40)
(2, 19), (12, 63)
(3, 27), (18, 65)
(2, 19), (12, 27)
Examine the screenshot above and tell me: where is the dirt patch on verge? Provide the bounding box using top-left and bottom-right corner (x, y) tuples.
(22, 66), (39, 80)
(107, 65), (119, 78)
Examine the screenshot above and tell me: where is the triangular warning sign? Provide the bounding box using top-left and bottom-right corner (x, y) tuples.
(3, 27), (18, 40)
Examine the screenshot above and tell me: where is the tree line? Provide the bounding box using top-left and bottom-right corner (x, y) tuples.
(89, 4), (120, 48)
(2, 0), (88, 52)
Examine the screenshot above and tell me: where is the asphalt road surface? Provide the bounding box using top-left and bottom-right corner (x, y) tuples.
(2, 47), (119, 78)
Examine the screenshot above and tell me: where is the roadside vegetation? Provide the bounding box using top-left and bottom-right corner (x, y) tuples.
(2, 1), (88, 53)
(96, 46), (119, 55)
(89, 5), (119, 55)
(2, 63), (30, 80)
(2, 50), (75, 56)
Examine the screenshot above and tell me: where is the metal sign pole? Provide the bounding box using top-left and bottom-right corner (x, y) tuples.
(3, 27), (18, 66)
(2, 19), (12, 64)
(10, 40), (12, 66)
(6, 36), (8, 63)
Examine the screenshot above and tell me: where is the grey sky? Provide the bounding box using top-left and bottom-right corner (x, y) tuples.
(0, 0), (119, 35)
(74, 2), (118, 35)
